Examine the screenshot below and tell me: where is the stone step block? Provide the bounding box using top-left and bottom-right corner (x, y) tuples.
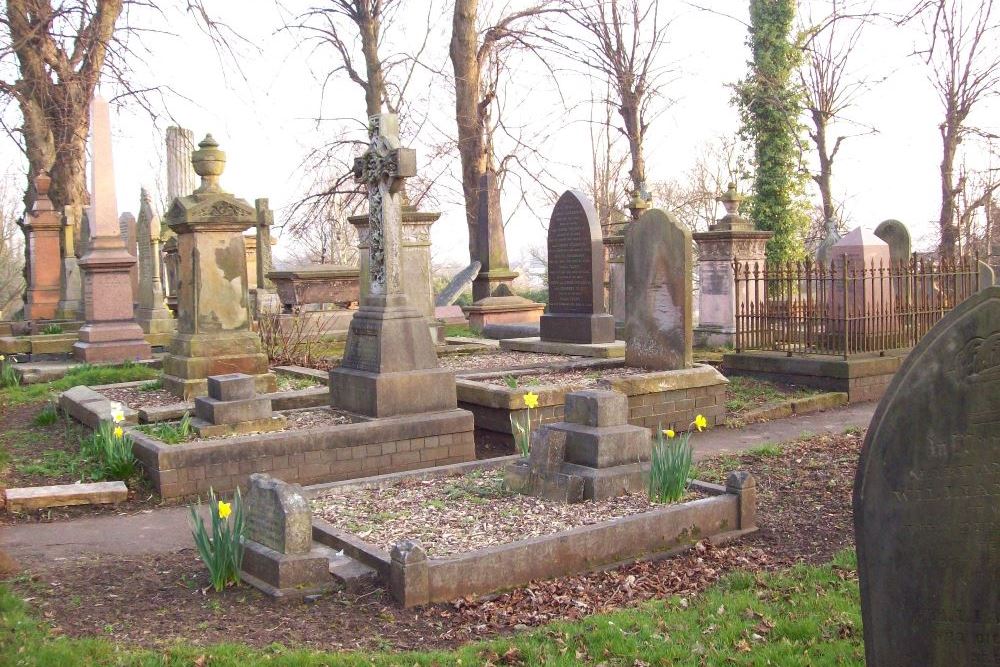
(564, 389), (628, 427)
(191, 415), (286, 438)
(550, 422), (651, 468)
(5, 481), (128, 512)
(322, 547), (380, 593)
(195, 395), (273, 425)
(207, 373), (257, 401)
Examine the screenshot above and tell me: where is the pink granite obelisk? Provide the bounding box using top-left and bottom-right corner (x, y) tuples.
(72, 95), (152, 362)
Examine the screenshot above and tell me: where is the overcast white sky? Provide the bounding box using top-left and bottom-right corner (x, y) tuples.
(3, 0), (998, 267)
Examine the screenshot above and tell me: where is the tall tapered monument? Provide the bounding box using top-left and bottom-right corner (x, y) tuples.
(329, 114), (457, 417)
(72, 96), (151, 362)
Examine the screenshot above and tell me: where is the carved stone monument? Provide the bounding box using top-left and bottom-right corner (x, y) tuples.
(252, 198), (281, 315)
(240, 473), (333, 599)
(464, 170), (544, 330)
(135, 188), (175, 345)
(118, 211), (139, 303)
(435, 261), (480, 307)
(330, 114), (457, 417)
(854, 285), (1000, 666)
(603, 208), (630, 338)
(350, 192), (444, 341)
(192, 373), (285, 437)
(692, 184), (772, 348)
(626, 209), (693, 370)
(540, 190), (615, 344)
(163, 126), (197, 314)
(72, 96), (151, 362)
(161, 135), (275, 399)
(22, 172), (62, 321)
(874, 219), (911, 267)
(55, 204), (83, 320)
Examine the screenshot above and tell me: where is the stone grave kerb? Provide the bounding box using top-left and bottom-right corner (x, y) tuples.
(160, 134), (274, 399)
(330, 113), (458, 418)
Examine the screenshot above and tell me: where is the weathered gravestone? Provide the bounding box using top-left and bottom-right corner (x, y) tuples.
(435, 261), (481, 307)
(874, 219), (911, 267)
(539, 190), (615, 344)
(626, 209), (692, 370)
(240, 473), (333, 598)
(854, 285), (1000, 666)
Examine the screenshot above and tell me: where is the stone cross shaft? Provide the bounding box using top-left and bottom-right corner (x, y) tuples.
(353, 113), (416, 297)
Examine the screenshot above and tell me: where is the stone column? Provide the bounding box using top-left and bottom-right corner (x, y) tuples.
(350, 197), (444, 342)
(161, 135), (275, 399)
(72, 96), (152, 362)
(23, 172), (63, 321)
(331, 113), (456, 418)
(692, 184), (772, 349)
(252, 198), (281, 315)
(55, 204), (83, 320)
(602, 210), (628, 339)
(244, 235), (258, 290)
(163, 126), (197, 311)
(464, 170), (544, 330)
(135, 188), (175, 344)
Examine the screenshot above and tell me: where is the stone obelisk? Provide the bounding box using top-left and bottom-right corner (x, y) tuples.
(329, 114), (456, 418)
(72, 95), (151, 362)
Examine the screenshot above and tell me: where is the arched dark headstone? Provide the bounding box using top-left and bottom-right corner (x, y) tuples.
(854, 285), (1000, 666)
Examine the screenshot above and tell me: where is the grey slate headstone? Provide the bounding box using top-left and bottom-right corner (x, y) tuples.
(435, 261), (481, 307)
(625, 209), (693, 370)
(874, 219), (911, 267)
(979, 260), (995, 290)
(245, 473), (312, 555)
(854, 285), (1000, 666)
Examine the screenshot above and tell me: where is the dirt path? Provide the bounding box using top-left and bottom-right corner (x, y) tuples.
(0, 402), (876, 562)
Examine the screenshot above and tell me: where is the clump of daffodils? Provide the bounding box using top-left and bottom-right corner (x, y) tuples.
(82, 402), (137, 481)
(190, 488), (244, 592)
(649, 414), (709, 504)
(510, 391), (539, 458)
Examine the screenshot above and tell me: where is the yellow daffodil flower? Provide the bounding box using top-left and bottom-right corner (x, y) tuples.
(694, 414), (708, 432)
(523, 391), (539, 409)
(663, 429), (676, 439)
(218, 500), (232, 519)
(110, 402), (125, 424)
(0, 355), (5, 361)
(113, 425), (123, 439)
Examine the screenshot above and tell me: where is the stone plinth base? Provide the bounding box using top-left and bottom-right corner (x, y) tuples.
(72, 322), (152, 363)
(694, 325), (735, 349)
(330, 366), (457, 418)
(240, 540), (334, 599)
(162, 330), (274, 399)
(540, 312), (615, 344)
(136, 309), (176, 335)
(465, 296), (544, 331)
(191, 415), (287, 438)
(500, 336), (625, 359)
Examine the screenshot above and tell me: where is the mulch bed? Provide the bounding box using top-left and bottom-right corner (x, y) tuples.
(100, 386), (181, 410)
(6, 430), (862, 651)
(313, 470), (695, 557)
(478, 366), (645, 388)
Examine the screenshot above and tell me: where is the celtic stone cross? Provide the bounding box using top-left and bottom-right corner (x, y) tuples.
(353, 114), (416, 296)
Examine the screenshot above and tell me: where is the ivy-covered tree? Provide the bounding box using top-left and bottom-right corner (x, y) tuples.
(736, 0), (810, 262)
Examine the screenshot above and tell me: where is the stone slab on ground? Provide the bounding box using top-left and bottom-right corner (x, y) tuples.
(5, 481), (128, 512)
(500, 337), (625, 358)
(444, 336), (499, 348)
(59, 386), (138, 429)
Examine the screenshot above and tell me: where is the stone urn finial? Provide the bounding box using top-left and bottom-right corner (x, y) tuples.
(192, 134), (226, 194)
(34, 170), (51, 197)
(718, 182), (742, 216)
(628, 188), (650, 220)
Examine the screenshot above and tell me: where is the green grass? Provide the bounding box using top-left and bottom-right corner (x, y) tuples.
(32, 401), (59, 426)
(443, 323), (475, 338)
(0, 363), (160, 406)
(0, 552), (863, 666)
(724, 376), (821, 414)
(39, 324), (65, 335)
(16, 448), (94, 479)
(275, 374), (321, 392)
(135, 413), (194, 445)
(746, 442), (784, 458)
(138, 379), (162, 392)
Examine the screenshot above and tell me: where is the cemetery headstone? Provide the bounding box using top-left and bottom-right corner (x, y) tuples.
(435, 261), (481, 307)
(119, 211), (139, 301)
(55, 204), (82, 320)
(330, 113), (457, 417)
(539, 190), (615, 344)
(854, 285), (1000, 666)
(240, 473), (333, 598)
(626, 209), (692, 370)
(874, 219), (911, 267)
(135, 188), (175, 340)
(979, 260), (995, 290)
(72, 95), (151, 362)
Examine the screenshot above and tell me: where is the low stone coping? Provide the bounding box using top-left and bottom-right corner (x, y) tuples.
(310, 470), (756, 607)
(456, 358), (623, 408)
(500, 337), (626, 359)
(302, 455), (521, 497)
(723, 349), (909, 379)
(58, 386), (138, 429)
(272, 365), (330, 383)
(735, 392), (848, 424)
(444, 336), (500, 348)
(5, 481), (128, 512)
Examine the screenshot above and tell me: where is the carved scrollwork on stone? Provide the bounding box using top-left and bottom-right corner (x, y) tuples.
(401, 224), (431, 245)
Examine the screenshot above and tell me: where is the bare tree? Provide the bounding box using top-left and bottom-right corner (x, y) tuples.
(583, 88), (628, 235)
(563, 0), (672, 215)
(907, 0), (1000, 255)
(954, 157), (1000, 254)
(0, 173), (24, 315)
(650, 135), (744, 233)
(450, 0), (560, 261)
(799, 0), (877, 234)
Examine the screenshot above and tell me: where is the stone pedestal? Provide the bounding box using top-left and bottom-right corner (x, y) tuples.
(350, 204), (444, 342)
(161, 135), (274, 399)
(830, 228), (898, 340)
(604, 232), (626, 339)
(465, 289), (545, 331)
(692, 228), (772, 349)
(330, 295), (456, 417)
(72, 98), (151, 363)
(505, 390), (651, 502)
(23, 173), (63, 321)
(162, 236), (180, 315)
(192, 373), (285, 437)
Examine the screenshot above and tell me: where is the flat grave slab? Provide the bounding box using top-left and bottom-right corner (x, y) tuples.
(5, 481), (128, 512)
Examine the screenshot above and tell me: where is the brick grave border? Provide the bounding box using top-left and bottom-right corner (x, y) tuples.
(457, 361), (729, 435)
(307, 461), (757, 607)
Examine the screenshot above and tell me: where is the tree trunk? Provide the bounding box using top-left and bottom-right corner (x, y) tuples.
(619, 89), (645, 203)
(358, 6), (384, 116)
(939, 121), (960, 256)
(451, 0), (487, 262)
(810, 109), (835, 225)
